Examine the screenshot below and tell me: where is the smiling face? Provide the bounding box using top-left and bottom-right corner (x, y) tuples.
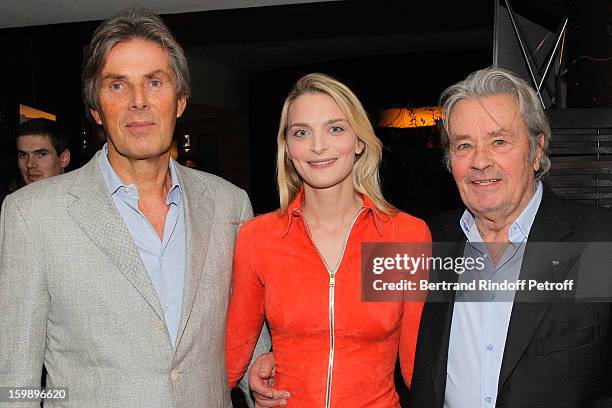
(448, 94), (543, 223)
(90, 38), (186, 166)
(285, 92), (364, 192)
(16, 134), (70, 184)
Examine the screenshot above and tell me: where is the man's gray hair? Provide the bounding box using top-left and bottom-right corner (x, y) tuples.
(81, 8), (191, 112)
(439, 67), (551, 180)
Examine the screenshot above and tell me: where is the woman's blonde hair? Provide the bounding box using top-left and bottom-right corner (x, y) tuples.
(276, 73), (394, 214)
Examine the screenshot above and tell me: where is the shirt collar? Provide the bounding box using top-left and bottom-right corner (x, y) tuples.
(281, 187), (390, 237)
(460, 180), (543, 242)
(98, 143), (182, 205)
(166, 160), (182, 206)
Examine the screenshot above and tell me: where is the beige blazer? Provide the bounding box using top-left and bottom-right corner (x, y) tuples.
(0, 152), (268, 407)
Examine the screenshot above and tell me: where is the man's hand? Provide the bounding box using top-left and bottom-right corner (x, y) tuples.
(249, 352), (291, 407)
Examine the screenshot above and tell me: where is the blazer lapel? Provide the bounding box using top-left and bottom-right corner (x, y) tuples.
(429, 300), (456, 403)
(174, 166), (215, 347)
(66, 153), (164, 319)
(429, 222), (465, 402)
(498, 187), (572, 390)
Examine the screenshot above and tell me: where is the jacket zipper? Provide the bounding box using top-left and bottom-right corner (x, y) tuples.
(296, 207), (364, 408)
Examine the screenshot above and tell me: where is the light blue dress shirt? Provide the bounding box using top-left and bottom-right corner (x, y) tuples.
(444, 181), (543, 408)
(98, 144), (186, 348)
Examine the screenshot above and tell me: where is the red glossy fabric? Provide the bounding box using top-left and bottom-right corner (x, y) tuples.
(226, 190), (431, 407)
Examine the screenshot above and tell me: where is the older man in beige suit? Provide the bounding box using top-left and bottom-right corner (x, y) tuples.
(0, 9), (268, 408)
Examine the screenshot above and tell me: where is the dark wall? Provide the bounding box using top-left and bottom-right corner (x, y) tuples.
(0, 98), (17, 202)
(564, 0), (612, 108)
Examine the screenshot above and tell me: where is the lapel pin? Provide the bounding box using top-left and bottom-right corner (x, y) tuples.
(552, 259), (559, 266)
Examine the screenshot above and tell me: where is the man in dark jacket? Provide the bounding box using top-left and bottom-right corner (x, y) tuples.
(409, 67), (612, 408)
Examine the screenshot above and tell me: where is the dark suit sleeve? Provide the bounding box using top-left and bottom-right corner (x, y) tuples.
(591, 306), (612, 408)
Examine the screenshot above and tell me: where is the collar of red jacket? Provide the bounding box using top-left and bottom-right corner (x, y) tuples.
(281, 187), (390, 238)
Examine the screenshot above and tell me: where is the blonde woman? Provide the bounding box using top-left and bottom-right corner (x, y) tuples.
(226, 73), (430, 407)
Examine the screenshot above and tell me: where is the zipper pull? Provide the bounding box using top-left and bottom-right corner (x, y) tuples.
(329, 273), (336, 287)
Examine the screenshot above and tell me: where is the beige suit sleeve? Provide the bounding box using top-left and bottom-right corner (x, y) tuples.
(0, 195), (48, 407)
(235, 190), (272, 408)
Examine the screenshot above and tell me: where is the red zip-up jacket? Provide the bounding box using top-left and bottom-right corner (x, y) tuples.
(226, 190), (431, 407)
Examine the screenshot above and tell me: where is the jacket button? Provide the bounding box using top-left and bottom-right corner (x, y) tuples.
(170, 369), (179, 381)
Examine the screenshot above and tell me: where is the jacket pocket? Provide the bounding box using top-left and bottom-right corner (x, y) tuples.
(535, 324), (599, 355)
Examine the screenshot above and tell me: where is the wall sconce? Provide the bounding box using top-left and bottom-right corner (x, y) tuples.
(379, 106), (443, 128)
(19, 104), (56, 123)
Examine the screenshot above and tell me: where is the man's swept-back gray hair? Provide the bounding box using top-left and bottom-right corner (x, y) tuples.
(440, 67), (551, 180)
(82, 8), (191, 112)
